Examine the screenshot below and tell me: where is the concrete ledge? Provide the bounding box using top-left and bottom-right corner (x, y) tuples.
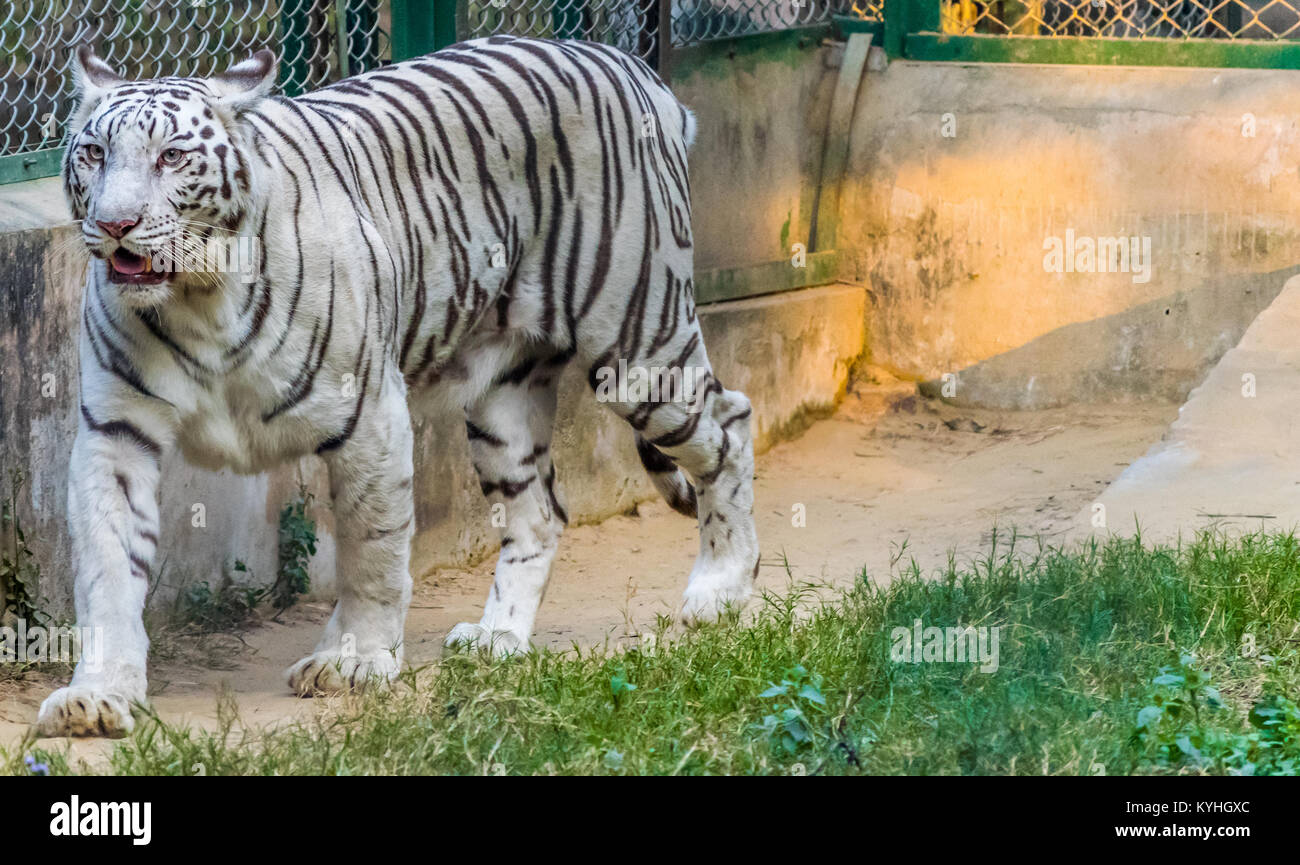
(0, 178), (70, 233)
(1073, 273), (1300, 543)
(918, 266), (1299, 410)
(700, 282), (865, 451)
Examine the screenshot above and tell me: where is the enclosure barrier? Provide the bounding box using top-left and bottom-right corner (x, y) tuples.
(0, 0), (860, 183)
(5, 0), (1297, 185)
(869, 0), (1300, 65)
(0, 0), (390, 180)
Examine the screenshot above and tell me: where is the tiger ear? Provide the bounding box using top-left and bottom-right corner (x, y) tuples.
(70, 45), (122, 126)
(211, 49), (277, 109)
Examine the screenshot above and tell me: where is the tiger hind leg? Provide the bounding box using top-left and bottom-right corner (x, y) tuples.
(598, 334), (760, 625)
(445, 353), (567, 657)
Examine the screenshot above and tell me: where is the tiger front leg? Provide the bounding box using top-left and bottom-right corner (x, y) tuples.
(286, 373), (414, 695)
(36, 410), (165, 738)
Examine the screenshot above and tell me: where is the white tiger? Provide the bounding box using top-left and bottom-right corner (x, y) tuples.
(36, 37), (759, 738)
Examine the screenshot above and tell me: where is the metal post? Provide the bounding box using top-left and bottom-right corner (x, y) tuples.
(390, 0), (438, 61)
(884, 0), (940, 59)
(657, 0), (672, 80)
(1226, 1), (1243, 37)
(883, 0), (905, 58)
(334, 0), (351, 79)
(433, 0), (459, 49)
(913, 0), (941, 34)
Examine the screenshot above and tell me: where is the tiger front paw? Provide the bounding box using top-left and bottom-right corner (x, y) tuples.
(286, 650), (400, 696)
(36, 686), (139, 739)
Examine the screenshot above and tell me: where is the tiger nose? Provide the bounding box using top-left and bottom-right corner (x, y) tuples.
(96, 218), (138, 239)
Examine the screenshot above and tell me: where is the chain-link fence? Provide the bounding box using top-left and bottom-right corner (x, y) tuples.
(464, 0), (866, 62)
(11, 0), (1296, 171)
(0, 0), (388, 159)
(5, 0), (862, 166)
(942, 0), (1300, 38)
(853, 0), (885, 21)
(3, 0), (877, 165)
(671, 0), (859, 45)
(465, 0), (661, 61)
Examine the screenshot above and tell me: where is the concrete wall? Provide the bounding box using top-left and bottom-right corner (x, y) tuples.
(840, 59), (1300, 403)
(673, 35), (839, 271)
(0, 41), (863, 617)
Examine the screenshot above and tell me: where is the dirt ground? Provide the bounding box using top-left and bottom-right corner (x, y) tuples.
(0, 376), (1179, 765)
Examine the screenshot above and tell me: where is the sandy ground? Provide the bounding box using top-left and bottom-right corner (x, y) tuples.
(0, 378), (1178, 766)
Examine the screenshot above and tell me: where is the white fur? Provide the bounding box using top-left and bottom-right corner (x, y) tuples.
(38, 38), (758, 738)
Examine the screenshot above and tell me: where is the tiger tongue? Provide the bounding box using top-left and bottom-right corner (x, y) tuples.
(111, 249), (149, 275)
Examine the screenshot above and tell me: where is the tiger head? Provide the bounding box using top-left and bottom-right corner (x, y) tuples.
(64, 46), (276, 307)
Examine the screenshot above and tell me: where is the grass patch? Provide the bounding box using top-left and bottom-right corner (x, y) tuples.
(5, 530), (1300, 775)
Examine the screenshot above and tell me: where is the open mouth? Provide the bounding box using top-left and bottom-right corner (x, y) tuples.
(107, 248), (167, 286)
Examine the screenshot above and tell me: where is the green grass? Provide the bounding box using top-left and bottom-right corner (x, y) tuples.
(6, 529), (1300, 776)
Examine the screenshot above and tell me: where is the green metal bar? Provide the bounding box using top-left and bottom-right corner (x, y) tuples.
(433, 0), (459, 49)
(904, 34), (1300, 69)
(911, 0), (941, 34)
(0, 148), (63, 186)
(335, 0), (352, 79)
(882, 0), (905, 58)
(390, 0), (438, 61)
(833, 16), (884, 38)
(1226, 2), (1243, 38)
(656, 0), (672, 81)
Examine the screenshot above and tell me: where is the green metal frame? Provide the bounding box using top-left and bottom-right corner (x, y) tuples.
(694, 252), (840, 305)
(840, 4), (1300, 70)
(391, 0), (459, 61)
(0, 148), (62, 187)
(903, 34), (1300, 68)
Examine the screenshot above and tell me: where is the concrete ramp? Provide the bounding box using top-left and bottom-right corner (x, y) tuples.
(1076, 274), (1300, 543)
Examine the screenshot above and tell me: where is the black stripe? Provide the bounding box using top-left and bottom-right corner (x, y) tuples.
(466, 420), (506, 447)
(80, 404), (161, 458)
(636, 436), (678, 474)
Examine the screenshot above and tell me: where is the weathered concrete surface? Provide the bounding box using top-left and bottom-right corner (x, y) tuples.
(0, 178), (67, 233)
(0, 219), (866, 617)
(674, 37), (837, 270)
(917, 265), (1300, 410)
(840, 61), (1300, 395)
(0, 223), (339, 616)
(1072, 274), (1300, 543)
